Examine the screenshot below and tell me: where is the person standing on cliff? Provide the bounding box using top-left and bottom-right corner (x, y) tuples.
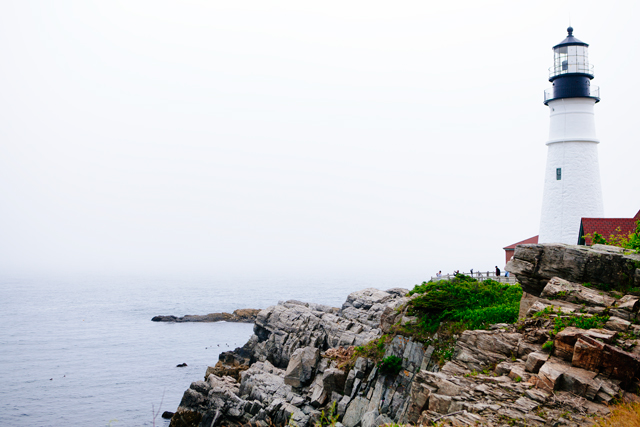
(495, 266), (501, 277)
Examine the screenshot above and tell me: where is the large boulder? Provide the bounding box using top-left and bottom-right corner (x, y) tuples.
(506, 243), (640, 296)
(540, 277), (616, 307)
(322, 368), (347, 395)
(342, 396), (369, 427)
(284, 346), (320, 387)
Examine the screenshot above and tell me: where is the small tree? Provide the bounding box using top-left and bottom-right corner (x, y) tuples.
(377, 355), (403, 376)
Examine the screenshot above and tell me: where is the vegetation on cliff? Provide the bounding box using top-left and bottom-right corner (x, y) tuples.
(593, 401), (640, 427)
(584, 219), (640, 253)
(349, 275), (523, 369)
(406, 275), (522, 332)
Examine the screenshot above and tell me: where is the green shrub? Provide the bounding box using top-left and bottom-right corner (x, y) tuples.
(542, 340), (554, 352)
(377, 355), (403, 376)
(353, 335), (387, 362)
(407, 277), (522, 333)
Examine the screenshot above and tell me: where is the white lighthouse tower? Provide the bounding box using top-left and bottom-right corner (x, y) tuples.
(538, 27), (604, 244)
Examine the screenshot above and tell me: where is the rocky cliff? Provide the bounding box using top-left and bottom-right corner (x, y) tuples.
(169, 244), (640, 427)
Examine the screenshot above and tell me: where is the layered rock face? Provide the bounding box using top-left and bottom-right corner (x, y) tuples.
(170, 244), (640, 427)
(242, 288), (410, 369)
(507, 243), (640, 296)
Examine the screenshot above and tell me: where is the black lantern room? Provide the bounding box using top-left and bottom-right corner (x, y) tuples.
(544, 27), (600, 104)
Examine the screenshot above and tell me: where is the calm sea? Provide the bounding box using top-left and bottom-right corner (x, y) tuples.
(0, 272), (420, 426)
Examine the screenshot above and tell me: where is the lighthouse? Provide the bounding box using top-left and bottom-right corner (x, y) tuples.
(538, 27), (604, 244)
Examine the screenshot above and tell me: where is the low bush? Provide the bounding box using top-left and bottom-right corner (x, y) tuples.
(407, 276), (522, 333)
(377, 355), (403, 376)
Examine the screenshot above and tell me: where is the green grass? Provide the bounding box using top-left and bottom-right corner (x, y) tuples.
(552, 313), (609, 335)
(407, 276), (522, 333)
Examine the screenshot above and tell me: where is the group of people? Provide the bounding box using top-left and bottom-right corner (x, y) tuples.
(435, 267), (510, 278)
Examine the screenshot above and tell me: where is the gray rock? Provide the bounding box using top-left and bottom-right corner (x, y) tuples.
(343, 369), (356, 396)
(541, 277), (616, 307)
(428, 393), (452, 414)
(245, 288), (407, 370)
(525, 388), (550, 403)
(506, 243), (640, 296)
(322, 368), (347, 395)
(284, 346), (320, 387)
(373, 414), (393, 426)
(525, 351), (549, 374)
(618, 295), (640, 312)
(360, 409), (379, 427)
(337, 395), (350, 416)
(519, 292), (539, 319)
(310, 384), (327, 408)
(453, 329), (522, 371)
(239, 361), (290, 404)
(605, 316), (630, 332)
(342, 396), (370, 427)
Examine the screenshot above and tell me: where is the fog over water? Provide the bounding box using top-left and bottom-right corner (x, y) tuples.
(1, 1), (640, 279)
(2, 2), (640, 426)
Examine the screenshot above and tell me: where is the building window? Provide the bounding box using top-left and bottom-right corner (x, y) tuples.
(556, 168), (562, 180)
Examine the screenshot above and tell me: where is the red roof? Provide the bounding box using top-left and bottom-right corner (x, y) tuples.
(580, 209), (640, 245)
(581, 218), (637, 245)
(503, 235), (539, 250)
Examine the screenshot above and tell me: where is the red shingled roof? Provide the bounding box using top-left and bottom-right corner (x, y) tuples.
(503, 235), (539, 250)
(579, 209), (640, 245)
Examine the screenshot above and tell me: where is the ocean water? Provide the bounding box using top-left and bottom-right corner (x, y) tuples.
(0, 272), (420, 426)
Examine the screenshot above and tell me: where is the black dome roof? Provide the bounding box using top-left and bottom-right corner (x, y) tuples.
(553, 27), (589, 49)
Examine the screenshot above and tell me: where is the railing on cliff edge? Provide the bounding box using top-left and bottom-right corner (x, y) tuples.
(430, 272), (518, 285)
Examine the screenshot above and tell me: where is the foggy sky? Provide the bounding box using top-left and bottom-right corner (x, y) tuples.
(1, 1), (639, 281)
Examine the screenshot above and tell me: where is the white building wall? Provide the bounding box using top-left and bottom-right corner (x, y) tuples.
(539, 98), (604, 244)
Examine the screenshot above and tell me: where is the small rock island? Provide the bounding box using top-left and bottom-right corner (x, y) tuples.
(152, 308), (260, 323)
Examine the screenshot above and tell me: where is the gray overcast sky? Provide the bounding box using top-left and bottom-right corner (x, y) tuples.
(1, 1), (639, 280)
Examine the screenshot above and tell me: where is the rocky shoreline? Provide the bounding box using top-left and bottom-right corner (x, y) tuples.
(167, 243), (640, 427)
(152, 308), (260, 323)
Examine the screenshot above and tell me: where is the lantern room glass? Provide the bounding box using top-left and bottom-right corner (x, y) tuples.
(551, 45), (590, 78)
